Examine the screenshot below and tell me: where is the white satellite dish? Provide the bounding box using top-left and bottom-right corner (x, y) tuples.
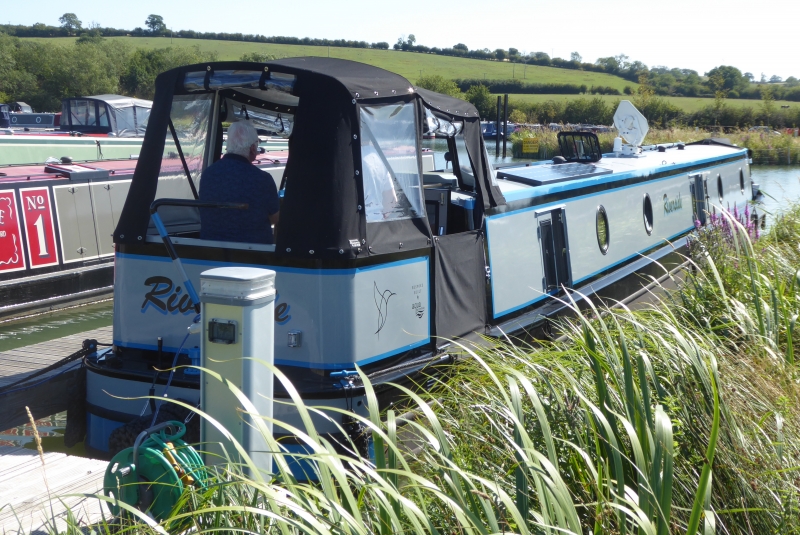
(613, 100), (649, 147)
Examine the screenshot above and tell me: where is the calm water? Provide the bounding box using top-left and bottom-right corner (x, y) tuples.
(0, 300), (113, 353)
(751, 166), (800, 217)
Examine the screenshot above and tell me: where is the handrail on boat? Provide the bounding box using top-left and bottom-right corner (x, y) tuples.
(149, 198), (249, 314)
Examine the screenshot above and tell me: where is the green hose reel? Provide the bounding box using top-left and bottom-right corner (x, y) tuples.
(103, 421), (207, 521)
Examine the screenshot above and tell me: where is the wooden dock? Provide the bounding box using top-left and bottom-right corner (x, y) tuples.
(0, 325), (112, 533)
(0, 325), (112, 432)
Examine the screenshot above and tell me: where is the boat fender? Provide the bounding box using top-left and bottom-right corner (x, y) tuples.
(552, 156), (567, 164)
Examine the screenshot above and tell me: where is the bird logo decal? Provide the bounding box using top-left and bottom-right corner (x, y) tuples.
(374, 282), (395, 336)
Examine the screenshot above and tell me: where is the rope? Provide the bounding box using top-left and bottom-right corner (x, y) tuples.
(0, 339), (101, 395)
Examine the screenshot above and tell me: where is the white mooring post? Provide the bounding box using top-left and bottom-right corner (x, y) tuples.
(199, 267), (276, 474)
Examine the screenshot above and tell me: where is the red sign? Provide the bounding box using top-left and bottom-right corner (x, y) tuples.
(0, 190), (26, 272)
(20, 187), (58, 268)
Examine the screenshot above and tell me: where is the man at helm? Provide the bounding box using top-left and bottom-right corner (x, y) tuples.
(199, 120), (280, 244)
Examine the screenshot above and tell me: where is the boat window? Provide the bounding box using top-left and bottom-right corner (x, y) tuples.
(152, 94), (213, 230)
(739, 168), (745, 193)
(596, 205), (609, 254)
(97, 105), (110, 128)
(360, 102), (424, 222)
(229, 103), (294, 138)
(70, 100), (97, 126)
(642, 193), (653, 235)
(717, 174), (723, 201)
(453, 132), (475, 189)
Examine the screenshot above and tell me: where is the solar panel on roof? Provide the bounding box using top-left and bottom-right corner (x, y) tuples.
(497, 163), (613, 186)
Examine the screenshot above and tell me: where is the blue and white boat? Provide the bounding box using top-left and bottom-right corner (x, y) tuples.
(76, 59), (753, 461)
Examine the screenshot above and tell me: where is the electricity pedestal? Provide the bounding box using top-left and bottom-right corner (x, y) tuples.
(199, 267), (276, 474)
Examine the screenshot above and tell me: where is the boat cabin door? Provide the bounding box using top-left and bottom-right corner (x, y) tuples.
(537, 207), (572, 293)
(689, 173), (708, 225)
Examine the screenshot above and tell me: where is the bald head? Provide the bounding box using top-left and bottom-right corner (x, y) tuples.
(226, 121), (259, 159)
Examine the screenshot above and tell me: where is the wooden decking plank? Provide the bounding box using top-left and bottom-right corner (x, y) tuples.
(0, 446), (107, 533)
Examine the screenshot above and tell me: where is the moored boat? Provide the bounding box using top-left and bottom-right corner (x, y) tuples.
(74, 58), (753, 466)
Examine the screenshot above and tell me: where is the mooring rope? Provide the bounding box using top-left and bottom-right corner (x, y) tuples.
(0, 339), (109, 395)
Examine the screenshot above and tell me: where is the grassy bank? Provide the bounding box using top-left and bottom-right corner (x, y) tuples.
(511, 126), (800, 164)
(20, 36), (636, 92)
(27, 203), (800, 533)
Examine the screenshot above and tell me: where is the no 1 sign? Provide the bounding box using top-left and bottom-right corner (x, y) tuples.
(20, 187), (58, 268)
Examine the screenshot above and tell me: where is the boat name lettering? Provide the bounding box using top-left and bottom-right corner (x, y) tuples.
(663, 193), (683, 214)
(141, 276), (195, 315)
(274, 292), (291, 325)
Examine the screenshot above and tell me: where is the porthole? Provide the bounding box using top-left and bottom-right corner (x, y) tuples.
(717, 174), (724, 201)
(642, 194), (653, 235)
(596, 205), (609, 254)
(739, 168), (745, 193)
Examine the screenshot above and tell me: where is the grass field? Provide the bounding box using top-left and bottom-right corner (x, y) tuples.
(23, 37), (793, 114)
(23, 36), (638, 91)
(501, 92), (797, 112)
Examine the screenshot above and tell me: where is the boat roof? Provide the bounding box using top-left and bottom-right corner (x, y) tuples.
(63, 94), (152, 110)
(493, 143), (748, 206)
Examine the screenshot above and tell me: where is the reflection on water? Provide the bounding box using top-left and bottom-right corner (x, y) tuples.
(0, 300), (113, 353)
(0, 412), (85, 454)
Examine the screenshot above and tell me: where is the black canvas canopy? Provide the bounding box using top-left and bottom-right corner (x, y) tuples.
(113, 58), (505, 259)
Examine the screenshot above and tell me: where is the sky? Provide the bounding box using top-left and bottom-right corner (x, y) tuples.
(6, 0), (797, 79)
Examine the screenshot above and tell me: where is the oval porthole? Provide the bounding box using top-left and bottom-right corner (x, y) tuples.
(596, 205), (609, 254)
(642, 194), (653, 235)
(739, 168), (745, 193)
(717, 174), (724, 201)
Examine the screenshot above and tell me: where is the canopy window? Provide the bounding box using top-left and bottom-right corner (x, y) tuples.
(360, 102), (424, 223)
(147, 94), (214, 234)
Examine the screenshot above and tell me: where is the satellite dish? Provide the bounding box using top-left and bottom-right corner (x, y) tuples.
(613, 100), (649, 147)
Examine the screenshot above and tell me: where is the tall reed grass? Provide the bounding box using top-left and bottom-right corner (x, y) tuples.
(37, 204), (800, 534)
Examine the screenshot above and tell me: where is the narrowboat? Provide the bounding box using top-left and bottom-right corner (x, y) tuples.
(78, 58), (753, 460)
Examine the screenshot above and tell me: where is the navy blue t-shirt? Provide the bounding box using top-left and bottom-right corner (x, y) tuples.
(199, 154), (280, 244)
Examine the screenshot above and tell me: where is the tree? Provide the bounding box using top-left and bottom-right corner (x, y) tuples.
(415, 75), (461, 98)
(494, 49), (506, 61)
(761, 84), (775, 126)
(407, 34), (416, 45)
(508, 48), (519, 57)
(145, 14), (166, 34)
(464, 84), (494, 118)
(58, 13), (82, 32)
(372, 42), (389, 50)
(785, 76), (799, 87)
(744, 72), (754, 82)
(508, 108), (527, 124)
(453, 43), (468, 52)
(570, 51), (582, 63)
(705, 66), (748, 93)
(769, 75), (783, 83)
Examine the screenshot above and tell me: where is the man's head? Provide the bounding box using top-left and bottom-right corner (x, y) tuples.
(226, 121), (259, 161)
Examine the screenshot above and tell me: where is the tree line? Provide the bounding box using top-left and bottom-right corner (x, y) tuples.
(0, 33), (218, 110)
(3, 17), (797, 102)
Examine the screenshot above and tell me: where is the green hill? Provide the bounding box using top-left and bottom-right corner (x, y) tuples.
(22, 36), (638, 92)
